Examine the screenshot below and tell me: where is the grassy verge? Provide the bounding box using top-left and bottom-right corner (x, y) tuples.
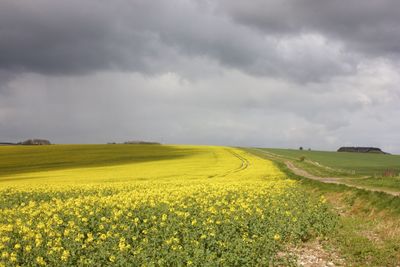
(343, 177), (400, 192)
(276, 161), (400, 266)
(252, 148), (362, 178)
(260, 147), (400, 177)
(245, 148), (400, 266)
(255, 148), (400, 192)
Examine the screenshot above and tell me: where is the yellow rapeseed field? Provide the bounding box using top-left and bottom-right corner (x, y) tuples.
(0, 145), (336, 266)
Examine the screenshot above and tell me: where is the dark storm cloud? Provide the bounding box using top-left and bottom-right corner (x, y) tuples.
(0, 0), (167, 75)
(0, 0), (368, 82)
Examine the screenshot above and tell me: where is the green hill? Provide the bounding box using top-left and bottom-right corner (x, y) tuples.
(259, 148), (400, 177)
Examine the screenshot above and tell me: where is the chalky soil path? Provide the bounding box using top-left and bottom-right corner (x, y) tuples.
(285, 160), (400, 197)
(249, 148), (400, 197)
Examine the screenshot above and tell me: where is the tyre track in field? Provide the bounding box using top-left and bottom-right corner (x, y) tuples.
(228, 149), (249, 173)
(211, 149), (249, 178)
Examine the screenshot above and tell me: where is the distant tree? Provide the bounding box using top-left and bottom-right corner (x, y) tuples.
(299, 147), (303, 150)
(308, 148), (311, 151)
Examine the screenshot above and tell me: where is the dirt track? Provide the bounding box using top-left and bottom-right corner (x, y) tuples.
(284, 160), (400, 197)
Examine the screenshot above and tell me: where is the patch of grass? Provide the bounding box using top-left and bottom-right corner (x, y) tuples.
(252, 147), (400, 191)
(328, 216), (400, 266)
(260, 147), (400, 177)
(247, 148), (352, 178)
(292, 180), (400, 265)
(344, 177), (400, 192)
(270, 157), (400, 214)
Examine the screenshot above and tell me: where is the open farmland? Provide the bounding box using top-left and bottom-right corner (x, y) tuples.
(0, 145), (336, 266)
(256, 148), (400, 192)
(260, 148), (400, 177)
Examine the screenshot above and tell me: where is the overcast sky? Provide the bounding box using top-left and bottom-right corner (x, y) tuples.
(1, 0), (399, 153)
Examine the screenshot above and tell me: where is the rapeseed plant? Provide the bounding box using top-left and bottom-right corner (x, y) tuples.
(0, 146), (336, 266)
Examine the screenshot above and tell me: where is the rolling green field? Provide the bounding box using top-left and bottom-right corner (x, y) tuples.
(260, 148), (400, 177)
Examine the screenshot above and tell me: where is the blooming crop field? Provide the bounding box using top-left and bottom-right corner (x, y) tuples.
(0, 145), (336, 266)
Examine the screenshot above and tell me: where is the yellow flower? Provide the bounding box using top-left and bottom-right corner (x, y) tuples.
(274, 234), (281, 241)
(109, 256), (116, 262)
(10, 253), (17, 262)
(63, 229), (70, 236)
(36, 256), (46, 266)
(61, 250), (70, 261)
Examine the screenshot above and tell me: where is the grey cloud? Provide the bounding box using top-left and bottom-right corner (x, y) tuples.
(217, 0), (400, 57)
(0, 0), (360, 82)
